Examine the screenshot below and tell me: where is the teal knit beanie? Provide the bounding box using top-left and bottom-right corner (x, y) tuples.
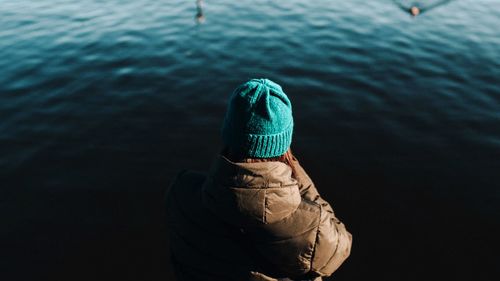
(222, 78), (293, 158)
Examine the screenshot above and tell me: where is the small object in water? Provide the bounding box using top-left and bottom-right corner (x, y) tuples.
(410, 6), (420, 16)
(195, 0), (205, 23)
(195, 12), (205, 23)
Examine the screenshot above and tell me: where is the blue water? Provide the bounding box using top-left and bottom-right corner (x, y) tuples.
(1, 0), (499, 280)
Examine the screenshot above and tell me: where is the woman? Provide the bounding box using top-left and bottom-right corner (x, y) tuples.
(165, 79), (352, 281)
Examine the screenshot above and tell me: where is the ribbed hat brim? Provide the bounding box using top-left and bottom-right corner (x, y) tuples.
(223, 122), (293, 158)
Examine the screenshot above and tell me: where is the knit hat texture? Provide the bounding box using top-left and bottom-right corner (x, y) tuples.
(222, 78), (293, 158)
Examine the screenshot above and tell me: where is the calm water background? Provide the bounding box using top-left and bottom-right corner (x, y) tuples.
(1, 0), (499, 280)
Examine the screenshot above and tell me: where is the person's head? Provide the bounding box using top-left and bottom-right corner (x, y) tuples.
(221, 78), (294, 165)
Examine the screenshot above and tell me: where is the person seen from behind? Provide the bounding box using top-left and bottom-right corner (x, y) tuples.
(165, 78), (352, 281)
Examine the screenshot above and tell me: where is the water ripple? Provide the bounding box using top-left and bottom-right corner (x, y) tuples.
(0, 0), (499, 214)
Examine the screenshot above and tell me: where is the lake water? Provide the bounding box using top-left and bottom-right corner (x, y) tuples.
(1, 0), (499, 280)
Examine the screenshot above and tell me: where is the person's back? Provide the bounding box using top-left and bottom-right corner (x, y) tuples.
(165, 79), (352, 281)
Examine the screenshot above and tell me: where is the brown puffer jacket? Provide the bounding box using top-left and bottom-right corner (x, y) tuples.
(165, 155), (352, 281)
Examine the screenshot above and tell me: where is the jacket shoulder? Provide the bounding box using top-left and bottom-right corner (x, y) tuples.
(165, 169), (207, 211)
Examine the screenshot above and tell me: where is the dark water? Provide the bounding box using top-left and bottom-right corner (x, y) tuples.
(1, 0), (499, 280)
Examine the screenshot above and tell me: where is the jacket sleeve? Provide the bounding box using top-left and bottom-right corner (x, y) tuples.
(309, 201), (352, 277)
(164, 169), (188, 215)
(290, 157), (353, 277)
